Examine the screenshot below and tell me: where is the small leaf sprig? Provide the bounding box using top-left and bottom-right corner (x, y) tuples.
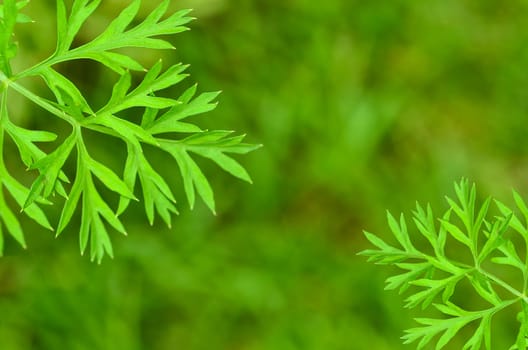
(360, 179), (528, 349)
(0, 0), (260, 262)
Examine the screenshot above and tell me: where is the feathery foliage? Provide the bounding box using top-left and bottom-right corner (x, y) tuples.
(0, 0), (260, 262)
(360, 179), (528, 349)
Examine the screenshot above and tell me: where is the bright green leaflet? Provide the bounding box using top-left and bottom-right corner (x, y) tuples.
(0, 0), (260, 262)
(360, 179), (528, 349)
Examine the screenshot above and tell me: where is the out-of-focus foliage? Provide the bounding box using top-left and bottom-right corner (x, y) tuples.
(1, 0), (528, 349)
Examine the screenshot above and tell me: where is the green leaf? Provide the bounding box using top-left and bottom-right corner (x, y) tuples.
(495, 199), (527, 236)
(101, 71), (132, 112)
(195, 150), (252, 183)
(359, 231), (411, 264)
(88, 114), (158, 146)
(117, 143), (140, 216)
(40, 67), (93, 114)
(0, 185), (26, 248)
(413, 203), (436, 246)
(5, 122), (57, 142)
(116, 142), (177, 226)
(406, 275), (465, 309)
(0, 0), (20, 75)
(160, 143), (215, 213)
(92, 189), (126, 235)
(56, 0), (102, 54)
(363, 231), (392, 251)
(94, 0), (141, 44)
(362, 179), (528, 349)
(467, 270), (502, 306)
(0, 1), (32, 23)
(140, 107), (158, 128)
(5, 119), (57, 167)
(125, 63), (187, 110)
(148, 90), (220, 133)
(386, 262), (433, 294)
(474, 196), (492, 239)
(138, 153), (177, 226)
(402, 303), (484, 350)
(79, 174), (126, 262)
(2, 173), (53, 230)
(83, 51), (144, 73)
(514, 303), (528, 350)
(0, 0), (260, 263)
(440, 219), (472, 248)
(387, 211), (415, 252)
(57, 158), (86, 235)
(90, 213), (114, 263)
(478, 213), (511, 264)
(462, 314), (492, 350)
(87, 157), (136, 200)
(63, 3), (193, 65)
(492, 240), (525, 272)
(24, 130), (77, 207)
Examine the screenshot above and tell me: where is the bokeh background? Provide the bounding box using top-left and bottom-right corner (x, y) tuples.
(2, 0), (528, 349)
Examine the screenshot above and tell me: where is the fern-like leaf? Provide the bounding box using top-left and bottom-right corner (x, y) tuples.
(0, 0), (260, 262)
(360, 179), (528, 349)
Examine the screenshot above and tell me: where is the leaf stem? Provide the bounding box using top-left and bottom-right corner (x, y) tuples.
(2, 77), (77, 125)
(13, 54), (74, 80)
(522, 234), (528, 294)
(478, 267), (528, 303)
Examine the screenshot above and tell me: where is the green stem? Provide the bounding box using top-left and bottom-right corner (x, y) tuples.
(13, 55), (59, 80)
(0, 108), (4, 175)
(0, 70), (9, 91)
(3, 77), (77, 125)
(524, 235), (528, 294)
(478, 268), (528, 303)
(14, 46), (107, 80)
(0, 62), (12, 78)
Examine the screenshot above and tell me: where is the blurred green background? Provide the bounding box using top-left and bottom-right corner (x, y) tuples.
(2, 0), (528, 349)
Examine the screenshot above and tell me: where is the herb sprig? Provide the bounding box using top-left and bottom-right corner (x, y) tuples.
(0, 0), (260, 262)
(360, 179), (528, 349)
